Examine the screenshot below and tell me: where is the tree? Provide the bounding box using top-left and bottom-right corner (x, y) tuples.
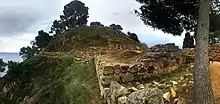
(135, 0), (215, 103)
(50, 20), (66, 34)
(0, 58), (6, 72)
(127, 32), (140, 42)
(50, 0), (89, 35)
(109, 24), (123, 30)
(193, 0), (214, 103)
(34, 30), (52, 49)
(7, 61), (23, 79)
(19, 46), (40, 60)
(90, 22), (104, 27)
(62, 0), (89, 28)
(182, 32), (195, 48)
(135, 0), (220, 36)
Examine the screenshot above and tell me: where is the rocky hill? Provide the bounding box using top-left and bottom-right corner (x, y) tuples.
(0, 27), (147, 104)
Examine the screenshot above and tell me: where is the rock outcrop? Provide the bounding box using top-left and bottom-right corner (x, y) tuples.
(106, 81), (164, 104)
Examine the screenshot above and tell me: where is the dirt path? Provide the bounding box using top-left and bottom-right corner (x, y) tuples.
(210, 62), (220, 103)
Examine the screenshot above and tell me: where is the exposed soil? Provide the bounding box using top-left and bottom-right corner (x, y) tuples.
(210, 62), (220, 104)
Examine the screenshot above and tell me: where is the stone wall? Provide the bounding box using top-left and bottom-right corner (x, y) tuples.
(183, 44), (220, 63)
(95, 51), (183, 103)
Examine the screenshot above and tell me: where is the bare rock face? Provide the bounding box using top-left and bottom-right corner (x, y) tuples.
(127, 88), (164, 104)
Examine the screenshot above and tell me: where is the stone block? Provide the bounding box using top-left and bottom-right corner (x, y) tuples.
(113, 75), (121, 82)
(103, 66), (114, 76)
(134, 74), (143, 81)
(114, 68), (122, 75)
(121, 65), (129, 70)
(100, 76), (113, 85)
(121, 73), (134, 83)
(143, 73), (151, 79)
(128, 65), (138, 73)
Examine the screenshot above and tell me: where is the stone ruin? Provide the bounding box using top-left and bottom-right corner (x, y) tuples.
(94, 43), (183, 104)
(183, 44), (220, 64)
(149, 43), (179, 52)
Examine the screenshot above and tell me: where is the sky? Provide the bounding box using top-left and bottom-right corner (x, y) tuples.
(0, 0), (185, 52)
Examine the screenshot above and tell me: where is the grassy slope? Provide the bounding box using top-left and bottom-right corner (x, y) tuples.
(0, 55), (102, 104)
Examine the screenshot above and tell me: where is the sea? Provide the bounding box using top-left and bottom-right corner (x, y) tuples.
(0, 53), (23, 77)
(0, 52), (23, 62)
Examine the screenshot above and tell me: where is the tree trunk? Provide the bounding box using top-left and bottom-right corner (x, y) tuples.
(193, 0), (214, 104)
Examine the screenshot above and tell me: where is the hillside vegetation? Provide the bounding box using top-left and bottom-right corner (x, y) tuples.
(0, 55), (103, 104)
(45, 27), (145, 53)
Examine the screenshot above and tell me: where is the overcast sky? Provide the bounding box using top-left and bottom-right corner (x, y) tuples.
(0, 0), (184, 52)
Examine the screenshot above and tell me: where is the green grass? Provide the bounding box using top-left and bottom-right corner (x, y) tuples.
(0, 55), (98, 104)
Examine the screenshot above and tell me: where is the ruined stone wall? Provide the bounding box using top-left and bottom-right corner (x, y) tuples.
(95, 51), (183, 103)
(183, 44), (220, 63)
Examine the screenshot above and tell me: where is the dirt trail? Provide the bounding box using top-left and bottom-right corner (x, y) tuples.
(210, 62), (220, 103)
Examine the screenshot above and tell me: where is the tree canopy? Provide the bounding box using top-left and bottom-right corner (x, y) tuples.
(19, 46), (39, 60)
(90, 22), (104, 27)
(135, 0), (220, 36)
(19, 30), (51, 59)
(183, 32), (195, 48)
(109, 24), (123, 30)
(127, 32), (140, 42)
(34, 30), (52, 49)
(50, 0), (89, 34)
(0, 58), (6, 72)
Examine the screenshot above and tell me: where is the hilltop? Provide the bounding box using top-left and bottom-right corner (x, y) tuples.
(43, 26), (146, 58)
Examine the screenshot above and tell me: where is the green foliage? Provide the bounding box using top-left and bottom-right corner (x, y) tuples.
(135, 0), (220, 35)
(127, 32), (140, 43)
(50, 20), (66, 34)
(20, 30), (52, 59)
(50, 0), (89, 34)
(34, 30), (53, 49)
(90, 21), (104, 27)
(0, 56), (97, 104)
(63, 0), (89, 27)
(6, 61), (22, 78)
(183, 32), (195, 49)
(0, 58), (6, 72)
(19, 46), (40, 60)
(109, 24), (123, 30)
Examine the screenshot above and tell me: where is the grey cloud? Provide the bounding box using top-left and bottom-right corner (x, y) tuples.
(0, 8), (42, 36)
(0, 0), (61, 37)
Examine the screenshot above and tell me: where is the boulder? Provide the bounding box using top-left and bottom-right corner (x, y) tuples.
(165, 45), (179, 52)
(107, 81), (129, 104)
(127, 88), (164, 104)
(118, 96), (128, 104)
